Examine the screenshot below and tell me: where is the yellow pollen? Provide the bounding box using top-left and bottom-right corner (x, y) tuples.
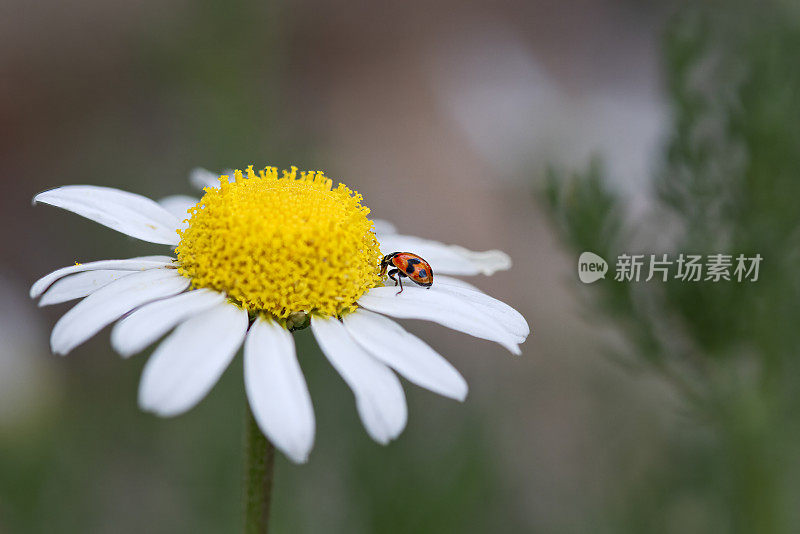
(175, 166), (383, 319)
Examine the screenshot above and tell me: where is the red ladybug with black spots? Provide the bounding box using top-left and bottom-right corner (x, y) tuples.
(380, 252), (433, 294)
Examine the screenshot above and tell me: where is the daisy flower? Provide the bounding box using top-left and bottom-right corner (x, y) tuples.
(30, 166), (529, 463)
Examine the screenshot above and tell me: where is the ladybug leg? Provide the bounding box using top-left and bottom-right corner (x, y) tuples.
(387, 269), (405, 295)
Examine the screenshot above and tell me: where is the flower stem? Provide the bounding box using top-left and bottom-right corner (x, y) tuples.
(244, 404), (275, 534)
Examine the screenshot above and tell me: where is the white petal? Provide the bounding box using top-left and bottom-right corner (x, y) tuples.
(431, 275), (481, 291)
(138, 302), (248, 417)
(158, 195), (199, 229)
(50, 268), (189, 355)
(311, 317), (407, 444)
(189, 168), (222, 190)
(245, 317), (315, 463)
(372, 219), (397, 235)
(435, 275), (529, 339)
(343, 310), (467, 401)
(111, 289), (226, 358)
(30, 256), (175, 298)
(386, 277), (527, 342)
(358, 286), (522, 355)
(448, 245), (512, 274)
(39, 270), (134, 306)
(34, 186), (181, 245)
(377, 234), (511, 276)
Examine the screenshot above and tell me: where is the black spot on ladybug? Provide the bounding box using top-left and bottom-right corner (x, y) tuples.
(407, 258), (421, 265)
(418, 269), (427, 278)
(406, 265), (416, 274)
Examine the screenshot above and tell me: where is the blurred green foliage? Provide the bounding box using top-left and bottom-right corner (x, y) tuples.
(546, 3), (800, 533)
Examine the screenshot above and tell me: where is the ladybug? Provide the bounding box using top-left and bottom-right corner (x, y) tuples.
(380, 252), (433, 294)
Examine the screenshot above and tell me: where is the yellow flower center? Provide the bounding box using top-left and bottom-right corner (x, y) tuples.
(175, 166), (383, 319)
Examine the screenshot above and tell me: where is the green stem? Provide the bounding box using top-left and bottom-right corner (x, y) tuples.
(244, 405), (275, 534)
